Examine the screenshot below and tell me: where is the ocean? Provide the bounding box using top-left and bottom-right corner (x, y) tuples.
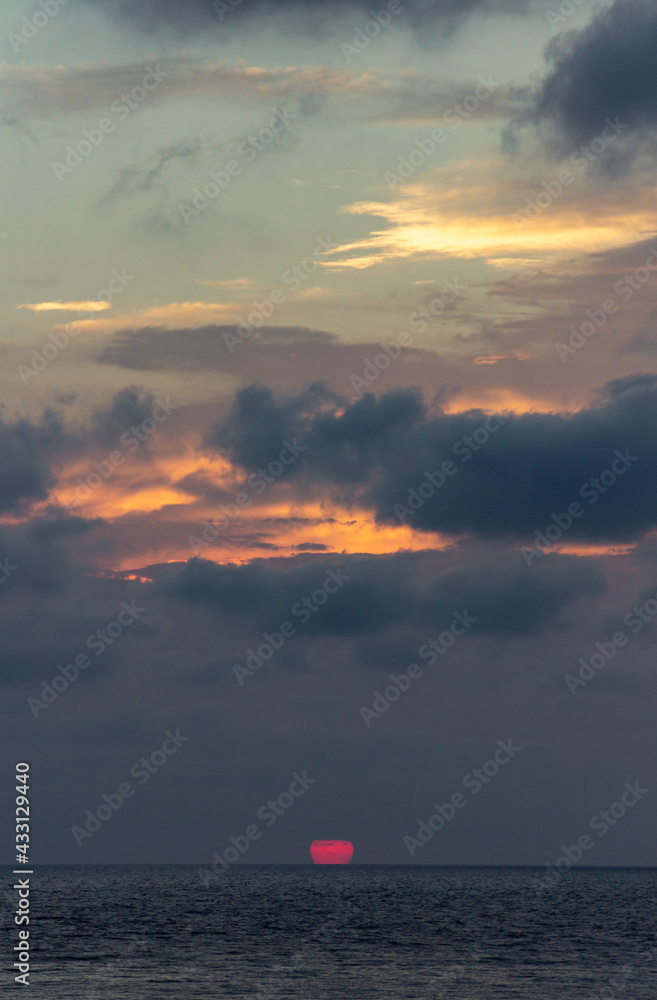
(4, 865), (657, 998)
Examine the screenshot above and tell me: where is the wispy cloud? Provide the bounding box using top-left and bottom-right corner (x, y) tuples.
(197, 278), (254, 290)
(18, 301), (112, 312)
(322, 161), (657, 269)
(0, 58), (524, 126)
(52, 301), (242, 333)
(98, 140), (205, 208)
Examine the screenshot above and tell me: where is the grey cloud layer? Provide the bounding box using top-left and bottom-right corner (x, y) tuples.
(82, 0), (541, 35)
(0, 542), (603, 689)
(2, 60), (519, 124)
(159, 548), (604, 641)
(4, 534), (652, 864)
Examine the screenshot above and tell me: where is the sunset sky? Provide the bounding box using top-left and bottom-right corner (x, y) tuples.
(2, 0), (657, 866)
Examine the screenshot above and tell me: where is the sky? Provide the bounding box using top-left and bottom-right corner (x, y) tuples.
(2, 0), (657, 867)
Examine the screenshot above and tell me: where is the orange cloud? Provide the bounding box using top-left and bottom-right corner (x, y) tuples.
(18, 300), (111, 312)
(322, 161), (657, 270)
(472, 352), (533, 365)
(196, 278), (254, 289)
(52, 301), (241, 333)
(50, 443), (453, 569)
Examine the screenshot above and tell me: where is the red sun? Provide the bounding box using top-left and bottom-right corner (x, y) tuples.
(310, 840), (354, 864)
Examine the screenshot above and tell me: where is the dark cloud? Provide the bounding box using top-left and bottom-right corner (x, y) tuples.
(0, 388), (178, 519)
(530, 0), (657, 172)
(158, 548), (603, 641)
(206, 381), (343, 471)
(208, 376), (657, 542)
(91, 386), (162, 453)
(82, 0), (541, 36)
(0, 542), (603, 693)
(0, 410), (65, 513)
(96, 325), (377, 377)
(0, 520), (145, 685)
(598, 372), (657, 399)
(0, 515), (100, 596)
